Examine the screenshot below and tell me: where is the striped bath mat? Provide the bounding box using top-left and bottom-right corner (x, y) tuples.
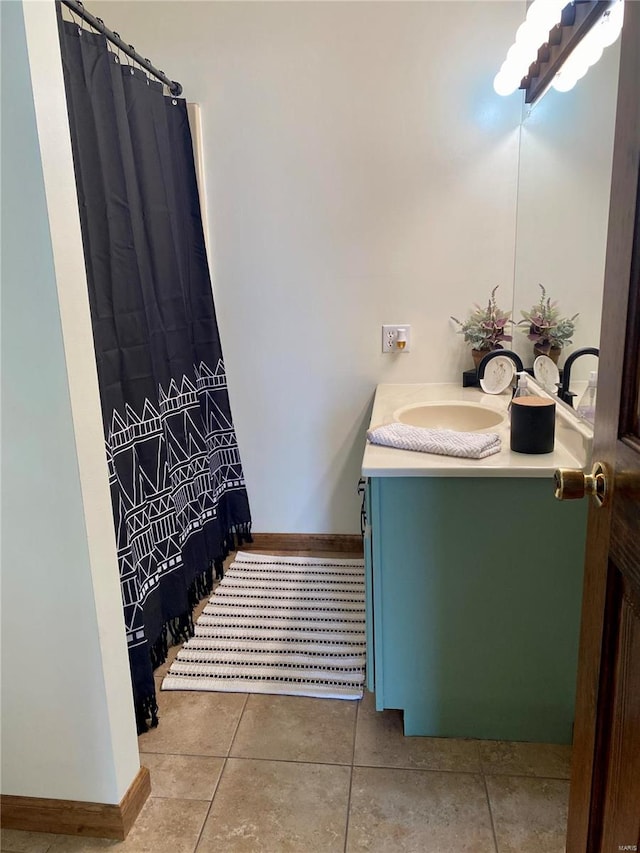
(162, 551), (366, 699)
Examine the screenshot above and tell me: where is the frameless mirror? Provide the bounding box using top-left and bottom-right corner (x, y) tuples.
(511, 38), (621, 384)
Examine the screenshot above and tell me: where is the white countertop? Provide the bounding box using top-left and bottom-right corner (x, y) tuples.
(362, 383), (590, 478)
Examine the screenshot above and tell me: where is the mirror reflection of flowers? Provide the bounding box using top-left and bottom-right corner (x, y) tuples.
(450, 286), (513, 359)
(519, 284), (578, 355)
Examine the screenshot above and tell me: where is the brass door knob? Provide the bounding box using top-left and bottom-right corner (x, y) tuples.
(554, 462), (609, 507)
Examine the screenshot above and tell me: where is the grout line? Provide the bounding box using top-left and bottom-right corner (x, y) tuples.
(350, 762), (483, 776)
(227, 692), (250, 758)
(1, 843), (55, 853)
(351, 699), (360, 767)
(142, 794), (213, 801)
(480, 770), (572, 782)
(161, 753), (500, 774)
(139, 749), (229, 759)
(202, 754), (354, 768)
(192, 793), (215, 853)
(343, 697), (360, 853)
(482, 774), (500, 853)
(140, 751), (235, 759)
(139, 747), (566, 777)
(192, 760), (228, 853)
(192, 692), (248, 852)
(1, 847), (53, 853)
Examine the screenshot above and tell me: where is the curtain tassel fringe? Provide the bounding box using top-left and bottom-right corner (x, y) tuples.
(135, 693), (159, 734)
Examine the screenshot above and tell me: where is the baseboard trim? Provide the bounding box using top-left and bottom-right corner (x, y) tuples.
(242, 533), (363, 554)
(0, 765), (151, 840)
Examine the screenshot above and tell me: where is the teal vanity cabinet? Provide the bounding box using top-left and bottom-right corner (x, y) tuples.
(363, 475), (587, 744)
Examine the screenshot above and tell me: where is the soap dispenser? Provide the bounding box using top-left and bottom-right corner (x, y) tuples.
(509, 372), (530, 415)
(576, 371), (598, 424)
(513, 372), (530, 401)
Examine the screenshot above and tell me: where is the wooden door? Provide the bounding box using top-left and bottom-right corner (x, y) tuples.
(566, 3), (640, 850)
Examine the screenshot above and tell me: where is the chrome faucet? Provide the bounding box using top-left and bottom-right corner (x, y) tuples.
(557, 347), (599, 406)
(477, 349), (524, 381)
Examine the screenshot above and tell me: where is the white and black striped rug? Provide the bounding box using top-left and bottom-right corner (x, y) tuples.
(161, 551), (366, 700)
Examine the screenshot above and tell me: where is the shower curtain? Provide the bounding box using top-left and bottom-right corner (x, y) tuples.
(57, 17), (252, 732)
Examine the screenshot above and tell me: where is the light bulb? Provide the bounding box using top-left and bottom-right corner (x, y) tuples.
(581, 39), (604, 67)
(493, 68), (520, 96)
(555, 52), (588, 83)
(526, 0), (564, 26)
(552, 72), (578, 92)
(506, 42), (531, 67)
(561, 37), (591, 70)
(524, 0), (564, 34)
(517, 19), (552, 52)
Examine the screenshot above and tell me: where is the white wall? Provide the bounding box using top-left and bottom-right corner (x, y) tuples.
(1, 0), (139, 804)
(91, 0), (525, 534)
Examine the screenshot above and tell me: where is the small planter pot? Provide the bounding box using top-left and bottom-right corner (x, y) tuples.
(472, 348), (500, 369)
(534, 345), (562, 365)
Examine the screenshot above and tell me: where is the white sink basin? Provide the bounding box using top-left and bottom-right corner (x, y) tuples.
(393, 402), (506, 432)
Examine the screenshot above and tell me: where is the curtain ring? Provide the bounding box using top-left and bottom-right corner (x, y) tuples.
(66, 4), (81, 35)
(75, 0), (86, 32)
(111, 31), (123, 65)
(128, 45), (137, 75)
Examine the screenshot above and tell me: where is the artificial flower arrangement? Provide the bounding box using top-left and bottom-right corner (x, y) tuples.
(450, 286), (513, 361)
(518, 284), (578, 357)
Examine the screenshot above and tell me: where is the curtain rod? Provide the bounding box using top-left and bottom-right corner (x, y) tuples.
(60, 0), (183, 96)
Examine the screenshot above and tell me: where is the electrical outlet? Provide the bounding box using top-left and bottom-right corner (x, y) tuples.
(382, 324), (411, 353)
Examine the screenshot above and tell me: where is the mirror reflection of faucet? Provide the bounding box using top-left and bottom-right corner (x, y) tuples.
(556, 347), (600, 407)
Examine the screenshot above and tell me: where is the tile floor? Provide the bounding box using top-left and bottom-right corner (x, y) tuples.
(1, 551), (572, 853)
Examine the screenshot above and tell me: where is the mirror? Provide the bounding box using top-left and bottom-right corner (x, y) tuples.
(511, 37), (621, 384)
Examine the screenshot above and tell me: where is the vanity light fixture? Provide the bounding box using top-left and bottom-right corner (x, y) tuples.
(494, 0), (624, 104)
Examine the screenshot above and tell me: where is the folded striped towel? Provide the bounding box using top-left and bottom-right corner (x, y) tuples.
(367, 422), (502, 459)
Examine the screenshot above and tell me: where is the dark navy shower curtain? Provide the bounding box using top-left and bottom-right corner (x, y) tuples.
(57, 15), (252, 732)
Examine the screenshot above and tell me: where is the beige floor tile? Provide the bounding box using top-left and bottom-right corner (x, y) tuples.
(196, 758), (350, 852)
(231, 694), (357, 764)
(141, 753), (224, 800)
(36, 835), (117, 851)
(137, 690), (246, 756)
(346, 766), (496, 852)
(486, 775), (569, 853)
(0, 829), (58, 852)
(45, 798), (209, 853)
(479, 740), (572, 779)
(355, 690), (481, 772)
